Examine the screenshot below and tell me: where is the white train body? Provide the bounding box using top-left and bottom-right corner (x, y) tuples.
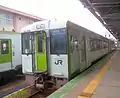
(0, 32), (22, 82)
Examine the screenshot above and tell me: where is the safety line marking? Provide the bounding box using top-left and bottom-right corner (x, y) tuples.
(78, 52), (117, 98)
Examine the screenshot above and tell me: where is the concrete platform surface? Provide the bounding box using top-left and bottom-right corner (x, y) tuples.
(92, 51), (120, 98)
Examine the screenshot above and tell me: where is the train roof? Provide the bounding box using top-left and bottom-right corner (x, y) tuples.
(20, 20), (113, 41)
(21, 20), (67, 33)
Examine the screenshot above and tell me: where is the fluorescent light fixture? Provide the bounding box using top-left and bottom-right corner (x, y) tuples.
(95, 11), (101, 17)
(103, 21), (107, 25)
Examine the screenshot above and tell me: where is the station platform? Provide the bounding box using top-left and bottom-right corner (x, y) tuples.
(48, 51), (119, 98)
(91, 51), (120, 98)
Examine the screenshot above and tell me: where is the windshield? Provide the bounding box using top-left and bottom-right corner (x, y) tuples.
(22, 33), (33, 54)
(50, 28), (67, 54)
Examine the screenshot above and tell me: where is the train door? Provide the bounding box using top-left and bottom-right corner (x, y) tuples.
(80, 36), (86, 71)
(22, 33), (34, 73)
(35, 31), (47, 72)
(68, 34), (80, 78)
(0, 39), (12, 72)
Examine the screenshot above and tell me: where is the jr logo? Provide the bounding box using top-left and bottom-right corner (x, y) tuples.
(55, 60), (63, 65)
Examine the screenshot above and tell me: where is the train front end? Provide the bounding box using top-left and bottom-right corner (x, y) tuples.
(49, 27), (69, 87)
(21, 29), (48, 90)
(21, 20), (69, 89)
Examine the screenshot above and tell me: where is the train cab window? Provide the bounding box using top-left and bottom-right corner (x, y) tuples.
(50, 28), (67, 54)
(22, 33), (32, 54)
(1, 40), (9, 54)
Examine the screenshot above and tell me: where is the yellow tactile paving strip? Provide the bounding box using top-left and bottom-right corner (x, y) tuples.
(78, 52), (117, 98)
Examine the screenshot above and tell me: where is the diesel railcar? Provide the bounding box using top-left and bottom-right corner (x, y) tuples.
(21, 20), (115, 89)
(0, 31), (22, 82)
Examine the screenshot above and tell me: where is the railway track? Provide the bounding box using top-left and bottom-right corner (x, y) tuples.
(30, 88), (56, 98)
(1, 79), (56, 98)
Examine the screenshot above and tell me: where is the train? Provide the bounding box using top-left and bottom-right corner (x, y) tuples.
(0, 31), (22, 83)
(21, 20), (115, 90)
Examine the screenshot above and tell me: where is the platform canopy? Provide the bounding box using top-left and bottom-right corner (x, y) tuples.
(80, 0), (120, 41)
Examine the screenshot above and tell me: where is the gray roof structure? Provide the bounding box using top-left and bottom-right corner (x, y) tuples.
(80, 0), (120, 40)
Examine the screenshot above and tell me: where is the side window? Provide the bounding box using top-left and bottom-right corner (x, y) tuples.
(90, 38), (94, 51)
(70, 35), (79, 52)
(103, 40), (107, 48)
(96, 39), (100, 49)
(1, 40), (9, 54)
(74, 37), (79, 50)
(100, 40), (102, 49)
(90, 38), (109, 51)
(75, 39), (79, 51)
(38, 33), (44, 53)
(70, 35), (74, 53)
